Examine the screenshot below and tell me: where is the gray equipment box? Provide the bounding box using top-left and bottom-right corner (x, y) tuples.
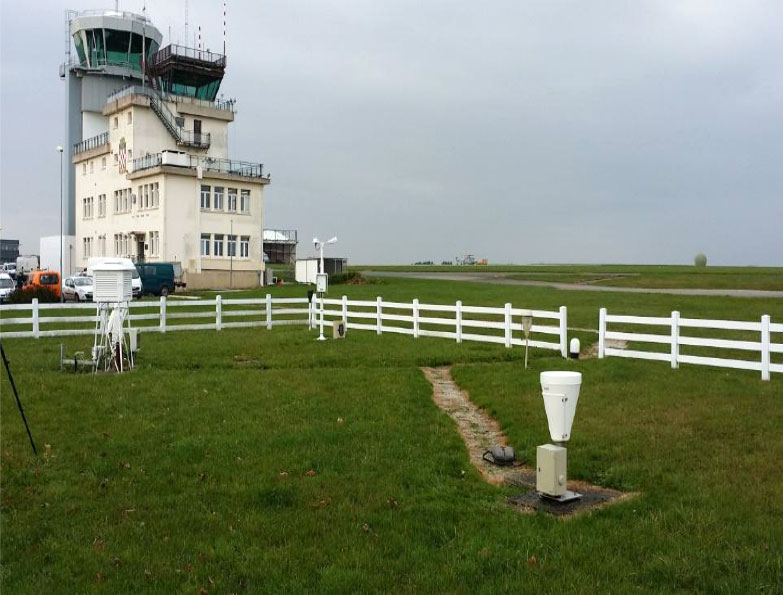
(536, 444), (567, 497)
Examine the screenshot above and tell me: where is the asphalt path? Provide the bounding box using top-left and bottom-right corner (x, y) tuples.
(363, 271), (783, 299)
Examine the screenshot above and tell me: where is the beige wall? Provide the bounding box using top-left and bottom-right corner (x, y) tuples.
(74, 95), (267, 287)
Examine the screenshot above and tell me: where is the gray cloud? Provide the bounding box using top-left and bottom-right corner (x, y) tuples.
(2, 0), (781, 264)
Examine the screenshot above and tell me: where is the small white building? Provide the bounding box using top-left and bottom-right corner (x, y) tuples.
(68, 10), (271, 289)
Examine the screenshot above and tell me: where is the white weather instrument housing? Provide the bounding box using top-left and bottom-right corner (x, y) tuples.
(537, 371), (583, 503)
(91, 260), (136, 372)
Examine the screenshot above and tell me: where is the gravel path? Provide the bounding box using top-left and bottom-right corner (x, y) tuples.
(365, 271), (783, 298)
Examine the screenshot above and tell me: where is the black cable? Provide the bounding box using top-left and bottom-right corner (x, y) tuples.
(0, 342), (37, 456)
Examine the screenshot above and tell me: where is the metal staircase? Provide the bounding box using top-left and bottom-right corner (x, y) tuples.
(145, 84), (211, 149)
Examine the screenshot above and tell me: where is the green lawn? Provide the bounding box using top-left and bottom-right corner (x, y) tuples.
(355, 264), (783, 291)
(2, 277), (782, 593)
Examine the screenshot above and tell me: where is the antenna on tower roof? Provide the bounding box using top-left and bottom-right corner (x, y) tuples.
(223, 0), (227, 55)
(184, 0), (189, 48)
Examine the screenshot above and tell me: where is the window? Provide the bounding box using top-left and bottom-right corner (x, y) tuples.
(227, 188), (237, 212)
(175, 116), (185, 128)
(113, 116), (119, 129)
(127, 111), (132, 125)
(200, 233), (211, 256)
(82, 163), (87, 176)
(240, 236), (250, 258)
(151, 182), (159, 207)
(128, 149), (133, 160)
(200, 185), (211, 209)
(227, 235), (237, 257)
(149, 231), (160, 256)
(240, 190), (250, 214)
(98, 194), (106, 217)
(144, 185), (150, 209)
(83, 237), (92, 258)
(90, 160), (94, 173)
(213, 234), (224, 257)
(114, 153), (119, 166)
(83, 196), (94, 219)
(213, 187), (224, 210)
(100, 236), (106, 256)
(101, 157), (107, 170)
(114, 233), (122, 256)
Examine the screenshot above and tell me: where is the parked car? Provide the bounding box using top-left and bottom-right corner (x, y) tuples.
(23, 270), (61, 298)
(62, 275), (94, 302)
(2, 262), (17, 278)
(0, 273), (15, 302)
(131, 267), (142, 298)
(136, 262), (176, 296)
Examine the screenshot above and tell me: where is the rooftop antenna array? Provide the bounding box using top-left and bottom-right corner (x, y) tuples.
(224, 0), (227, 55)
(184, 0), (189, 48)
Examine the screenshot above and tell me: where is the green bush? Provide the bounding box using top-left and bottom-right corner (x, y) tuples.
(329, 271), (367, 285)
(694, 253), (708, 267)
(7, 286), (60, 304)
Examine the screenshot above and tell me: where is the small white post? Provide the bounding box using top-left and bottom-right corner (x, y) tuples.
(265, 293), (272, 330)
(456, 300), (462, 344)
(342, 295), (348, 327)
(504, 303), (512, 348)
(159, 295), (167, 333)
(216, 295), (222, 331)
(761, 314), (771, 381)
(32, 298), (40, 338)
(671, 310), (680, 369)
(559, 306), (568, 358)
(376, 296), (383, 335)
(598, 307), (606, 359)
(413, 298), (419, 338)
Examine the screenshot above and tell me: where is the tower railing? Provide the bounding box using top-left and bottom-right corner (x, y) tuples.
(73, 131), (110, 155)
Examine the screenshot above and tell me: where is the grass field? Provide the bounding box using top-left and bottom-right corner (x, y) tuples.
(351, 264), (783, 291)
(2, 274), (782, 592)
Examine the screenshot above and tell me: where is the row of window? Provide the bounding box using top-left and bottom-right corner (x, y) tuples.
(81, 150), (132, 176)
(83, 237), (93, 258)
(200, 233), (251, 258)
(200, 185), (250, 214)
(113, 111), (132, 129)
(137, 183), (160, 210)
(82, 194), (107, 219)
(83, 231), (161, 259)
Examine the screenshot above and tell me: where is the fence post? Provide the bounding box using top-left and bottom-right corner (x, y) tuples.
(216, 295), (222, 331)
(671, 311), (680, 369)
(376, 296), (383, 335)
(266, 293), (272, 330)
(413, 298), (419, 338)
(761, 314), (771, 381)
(159, 295), (167, 333)
(598, 308), (606, 359)
(559, 306), (568, 358)
(342, 295), (348, 326)
(504, 303), (512, 348)
(32, 298), (40, 338)
(456, 300), (462, 344)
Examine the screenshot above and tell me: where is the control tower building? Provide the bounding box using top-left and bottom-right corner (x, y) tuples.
(60, 9), (163, 235)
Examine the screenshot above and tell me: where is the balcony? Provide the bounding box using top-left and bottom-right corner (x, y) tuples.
(73, 131), (110, 155)
(131, 152), (267, 180)
(107, 85), (235, 113)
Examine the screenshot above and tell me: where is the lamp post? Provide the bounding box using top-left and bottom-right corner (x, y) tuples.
(57, 145), (64, 302)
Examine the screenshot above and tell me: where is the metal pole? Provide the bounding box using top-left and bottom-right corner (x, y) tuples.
(0, 342), (38, 456)
(59, 147), (64, 301)
(230, 219), (233, 288)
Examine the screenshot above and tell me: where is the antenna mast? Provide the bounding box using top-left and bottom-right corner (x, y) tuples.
(184, 0), (189, 48)
(223, 0), (227, 55)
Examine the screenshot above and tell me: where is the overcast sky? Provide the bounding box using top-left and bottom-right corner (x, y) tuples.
(1, 1), (781, 265)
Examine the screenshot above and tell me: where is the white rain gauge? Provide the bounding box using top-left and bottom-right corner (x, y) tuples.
(91, 261), (135, 372)
(536, 371), (583, 503)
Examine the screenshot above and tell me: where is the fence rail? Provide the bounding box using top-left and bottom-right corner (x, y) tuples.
(0, 296), (568, 357)
(598, 308), (782, 380)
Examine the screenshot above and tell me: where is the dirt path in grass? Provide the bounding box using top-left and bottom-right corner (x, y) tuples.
(421, 365), (632, 516)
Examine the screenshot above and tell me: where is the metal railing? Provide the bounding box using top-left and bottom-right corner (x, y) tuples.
(151, 44), (226, 67)
(131, 153), (265, 179)
(107, 85), (235, 113)
(73, 131), (110, 155)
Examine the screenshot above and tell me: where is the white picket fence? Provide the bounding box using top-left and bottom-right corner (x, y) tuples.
(314, 297), (568, 355)
(0, 296), (569, 357)
(0, 296), (310, 338)
(598, 308), (783, 381)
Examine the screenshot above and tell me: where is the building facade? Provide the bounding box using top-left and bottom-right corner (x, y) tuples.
(66, 10), (270, 289)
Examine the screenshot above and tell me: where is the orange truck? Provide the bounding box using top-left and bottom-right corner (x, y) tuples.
(23, 270), (61, 298)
